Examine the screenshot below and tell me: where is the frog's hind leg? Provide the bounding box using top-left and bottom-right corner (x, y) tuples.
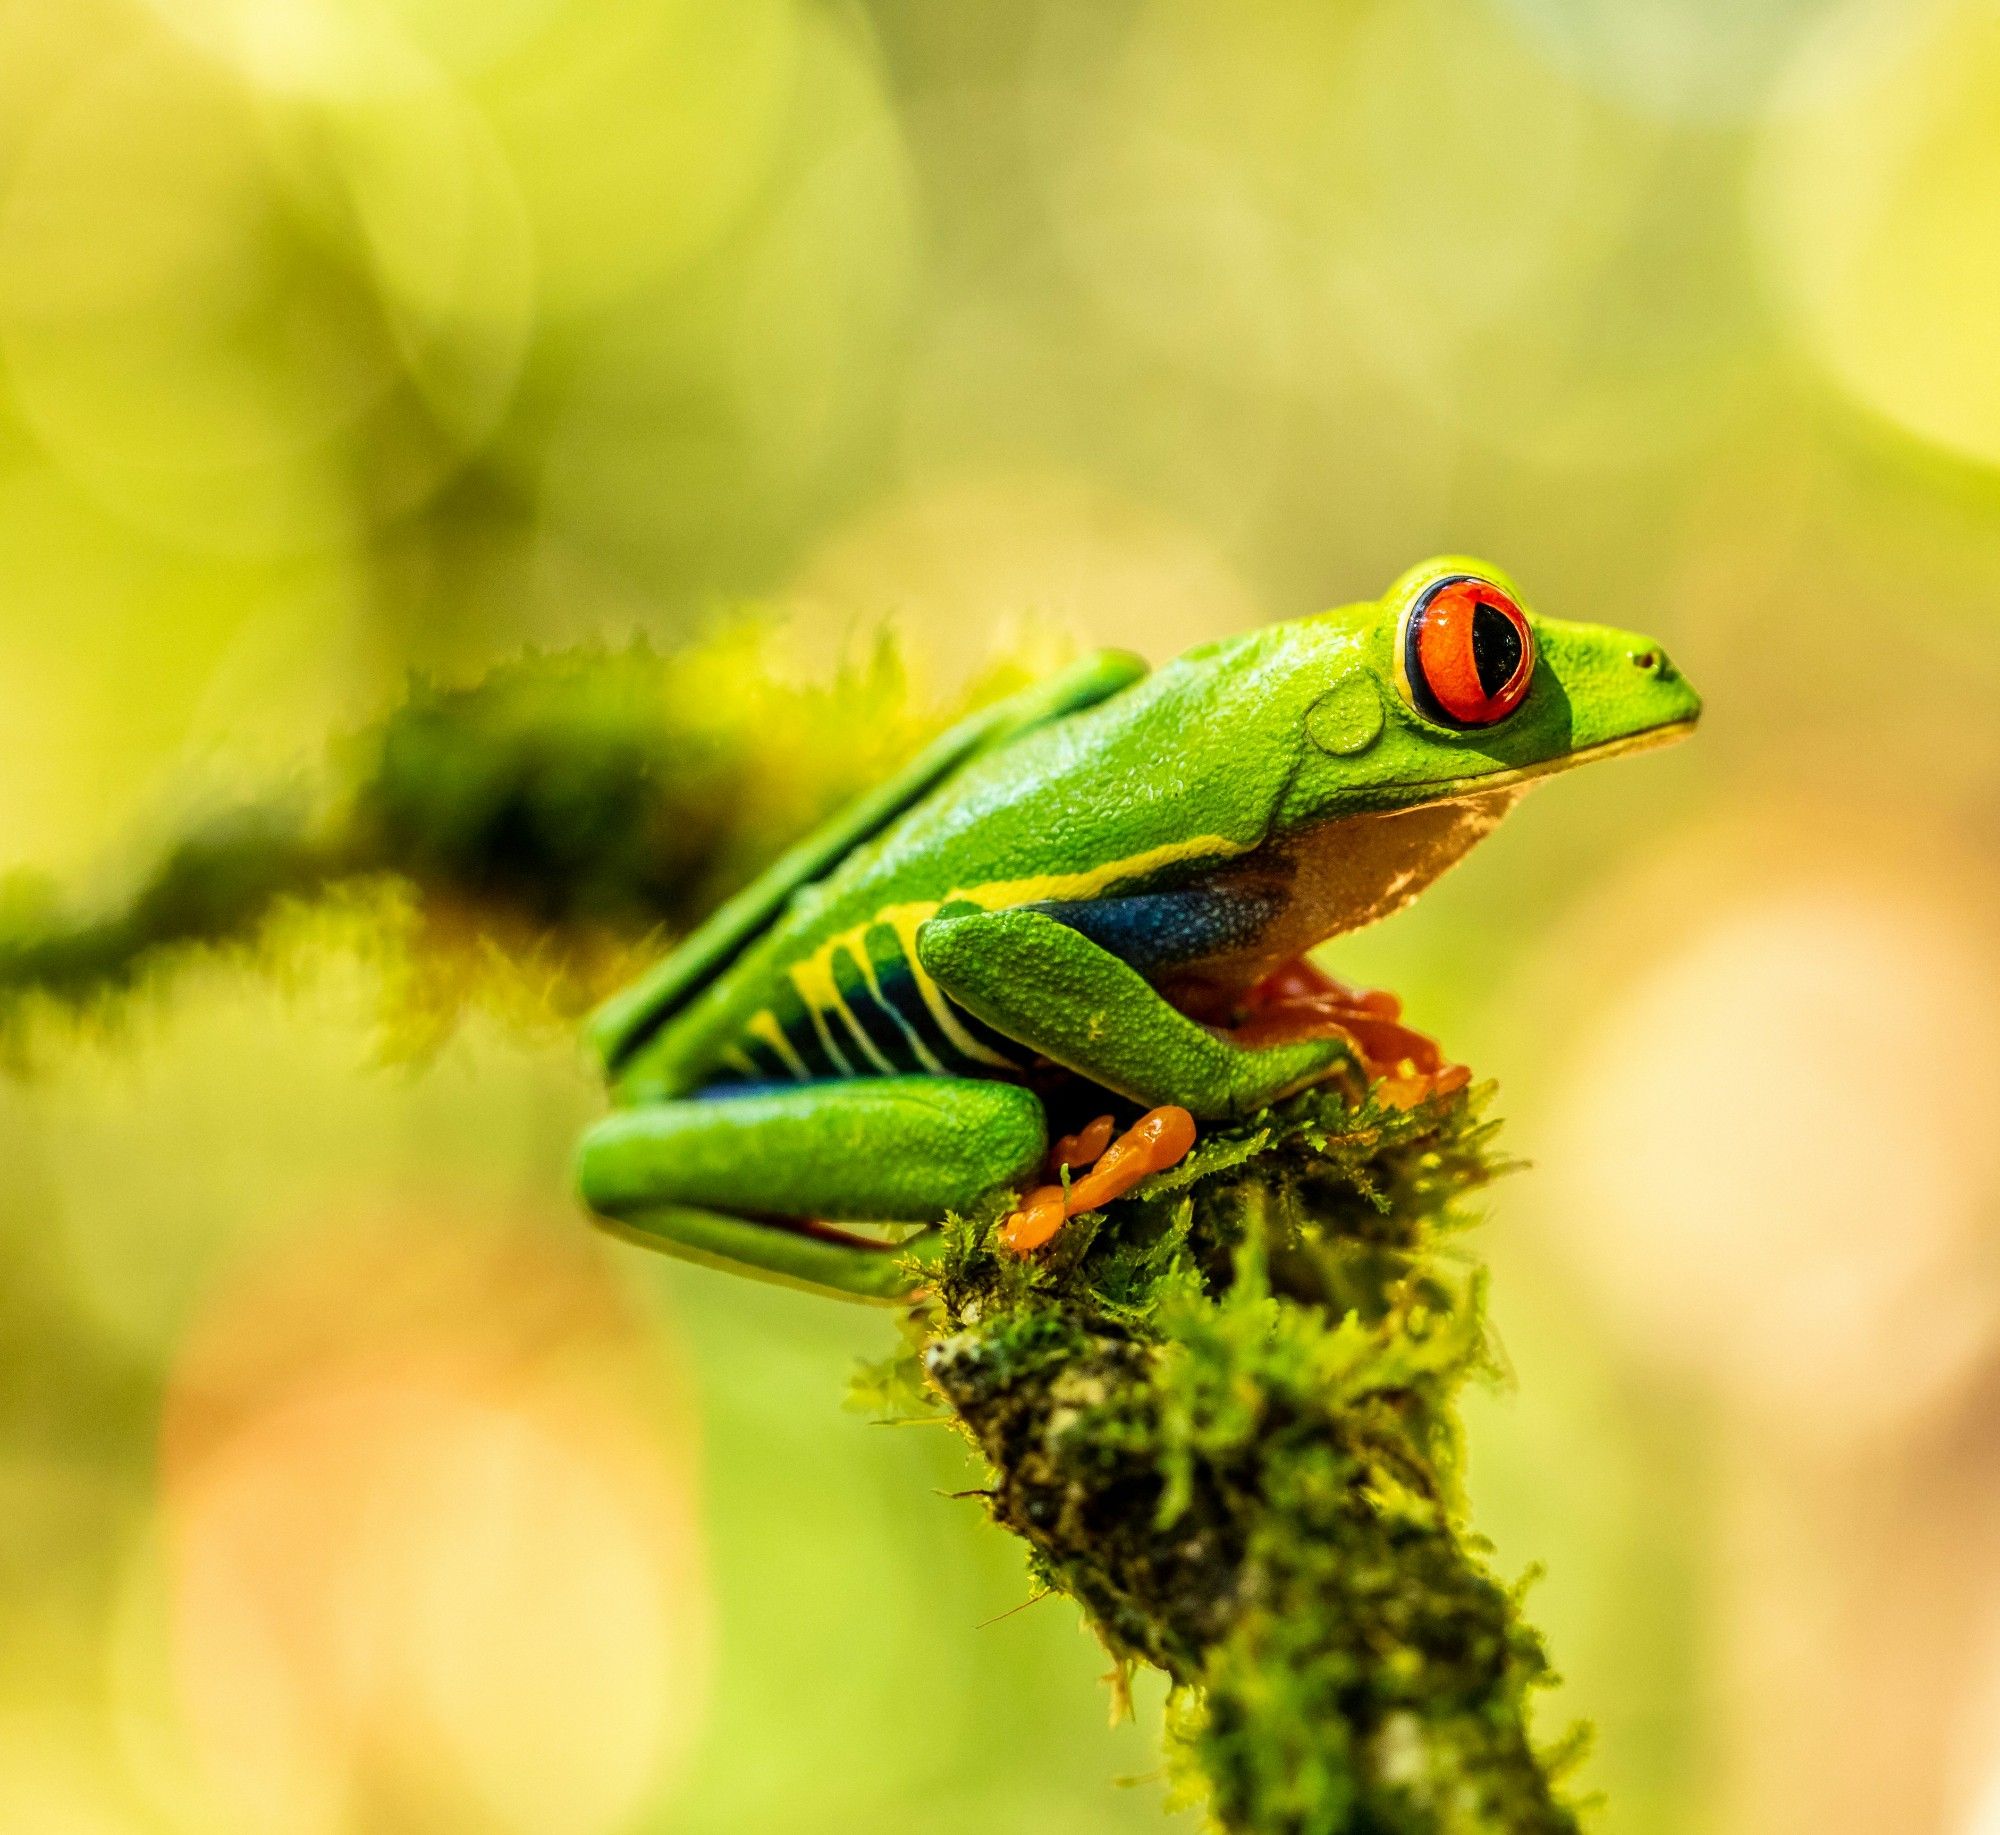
(575, 1077), (1046, 1302)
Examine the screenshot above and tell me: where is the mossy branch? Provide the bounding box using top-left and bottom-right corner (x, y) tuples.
(0, 634), (1026, 1050)
(866, 1088), (1587, 1833)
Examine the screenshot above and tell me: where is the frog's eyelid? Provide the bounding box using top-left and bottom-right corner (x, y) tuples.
(1391, 572), (1472, 724)
(1394, 575), (1535, 731)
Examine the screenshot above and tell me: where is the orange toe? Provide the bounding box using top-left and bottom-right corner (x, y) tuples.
(1001, 1106), (1199, 1258)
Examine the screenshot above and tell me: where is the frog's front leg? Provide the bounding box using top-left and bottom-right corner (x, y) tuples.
(916, 908), (1359, 1121)
(575, 1077), (1046, 1301)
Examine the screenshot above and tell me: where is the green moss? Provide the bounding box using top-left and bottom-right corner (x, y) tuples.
(888, 1087), (1585, 1834)
(0, 800), (330, 1022)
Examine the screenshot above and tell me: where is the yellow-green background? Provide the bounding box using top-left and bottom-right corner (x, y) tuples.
(5, 1), (2000, 1830)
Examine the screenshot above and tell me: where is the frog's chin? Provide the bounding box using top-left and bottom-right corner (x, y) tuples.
(1421, 716), (1699, 803)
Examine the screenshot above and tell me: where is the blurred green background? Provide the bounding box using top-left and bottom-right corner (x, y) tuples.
(5, 0), (2000, 1830)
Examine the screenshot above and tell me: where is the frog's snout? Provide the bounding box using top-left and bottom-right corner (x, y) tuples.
(1619, 638), (1703, 733)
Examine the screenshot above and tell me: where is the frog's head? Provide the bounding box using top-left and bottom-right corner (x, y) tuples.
(1214, 556), (1701, 946)
(1269, 554), (1701, 832)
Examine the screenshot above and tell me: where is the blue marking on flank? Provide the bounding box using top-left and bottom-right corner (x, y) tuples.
(1024, 883), (1283, 977)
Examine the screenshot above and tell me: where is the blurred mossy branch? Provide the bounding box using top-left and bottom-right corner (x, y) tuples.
(876, 1087), (1588, 1835)
(0, 629), (1039, 1057)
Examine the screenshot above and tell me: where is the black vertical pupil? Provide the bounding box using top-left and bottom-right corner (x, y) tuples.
(1471, 602), (1524, 698)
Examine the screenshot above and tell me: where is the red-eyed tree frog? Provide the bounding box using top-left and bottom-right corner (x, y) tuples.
(576, 557), (1700, 1300)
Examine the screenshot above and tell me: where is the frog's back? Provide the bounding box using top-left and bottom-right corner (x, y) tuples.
(609, 625), (1315, 1099)
(593, 650), (1151, 1095)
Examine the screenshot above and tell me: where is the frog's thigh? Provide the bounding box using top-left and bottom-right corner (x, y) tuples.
(577, 1076), (1046, 1225)
(917, 908), (1353, 1121)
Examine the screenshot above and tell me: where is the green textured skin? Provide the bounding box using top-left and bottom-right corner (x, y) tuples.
(584, 650), (1149, 1069)
(579, 1077), (1046, 1220)
(575, 555), (1701, 1299)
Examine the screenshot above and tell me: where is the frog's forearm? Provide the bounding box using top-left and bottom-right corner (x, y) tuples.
(917, 909), (1354, 1120)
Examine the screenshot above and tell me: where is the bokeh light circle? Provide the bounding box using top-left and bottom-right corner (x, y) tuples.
(0, 35), (530, 554)
(477, 0), (801, 316)
(1487, 0), (1848, 122)
(1760, 0), (2000, 470)
(535, 7), (917, 585)
(166, 1379), (686, 1835)
(0, 42), (364, 553)
(147, 0), (569, 95)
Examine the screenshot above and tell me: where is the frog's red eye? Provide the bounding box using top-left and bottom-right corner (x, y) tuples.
(1400, 576), (1535, 728)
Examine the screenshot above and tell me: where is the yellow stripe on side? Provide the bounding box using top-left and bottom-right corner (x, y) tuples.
(884, 905), (1020, 1069)
(808, 1004), (857, 1076)
(847, 932), (946, 1074)
(951, 832), (1246, 913)
(792, 949), (897, 1075)
(791, 970), (859, 1076)
(746, 1011), (811, 1081)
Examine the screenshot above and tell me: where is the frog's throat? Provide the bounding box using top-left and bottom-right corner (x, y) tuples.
(1190, 716), (1698, 991)
(1289, 790), (1521, 950)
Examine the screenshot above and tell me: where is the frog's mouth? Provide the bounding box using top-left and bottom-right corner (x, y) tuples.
(1412, 716), (1700, 804)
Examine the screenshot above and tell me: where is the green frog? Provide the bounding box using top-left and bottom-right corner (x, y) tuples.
(575, 557), (1700, 1299)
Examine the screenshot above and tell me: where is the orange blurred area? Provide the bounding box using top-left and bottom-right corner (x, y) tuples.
(2, 0), (2000, 1830)
(144, 1216), (706, 1835)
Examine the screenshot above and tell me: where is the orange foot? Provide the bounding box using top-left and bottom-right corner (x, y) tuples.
(1000, 1106), (1198, 1256)
(1232, 959), (1470, 1110)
